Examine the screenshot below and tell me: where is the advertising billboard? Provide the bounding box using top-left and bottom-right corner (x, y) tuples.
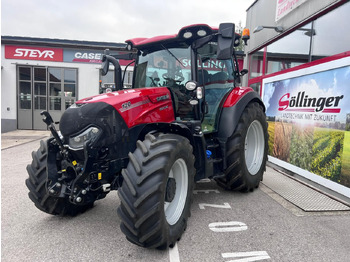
(275, 0), (309, 21)
(263, 57), (350, 194)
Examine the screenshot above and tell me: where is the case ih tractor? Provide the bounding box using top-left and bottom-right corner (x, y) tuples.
(26, 23), (268, 249)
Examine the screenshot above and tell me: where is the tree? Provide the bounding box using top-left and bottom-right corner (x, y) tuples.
(234, 21), (245, 52)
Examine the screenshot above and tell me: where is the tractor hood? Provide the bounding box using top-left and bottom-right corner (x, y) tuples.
(75, 87), (175, 128)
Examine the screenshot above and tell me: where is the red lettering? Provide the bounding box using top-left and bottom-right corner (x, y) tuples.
(278, 93), (290, 111)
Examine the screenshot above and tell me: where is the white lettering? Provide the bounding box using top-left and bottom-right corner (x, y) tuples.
(222, 251), (270, 262)
(209, 221), (248, 232)
(198, 202), (231, 210)
(74, 52), (101, 60)
(13, 48), (54, 59)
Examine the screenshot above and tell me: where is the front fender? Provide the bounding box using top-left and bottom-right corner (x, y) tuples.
(218, 87), (265, 140)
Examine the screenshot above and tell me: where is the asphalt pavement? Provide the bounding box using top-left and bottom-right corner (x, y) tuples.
(2, 131), (350, 262)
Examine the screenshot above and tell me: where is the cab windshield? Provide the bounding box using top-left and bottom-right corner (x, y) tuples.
(134, 46), (191, 89)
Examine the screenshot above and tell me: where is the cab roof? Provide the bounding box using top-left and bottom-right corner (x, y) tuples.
(126, 24), (218, 49)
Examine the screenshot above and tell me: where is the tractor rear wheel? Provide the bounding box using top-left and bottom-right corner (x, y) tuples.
(117, 133), (195, 249)
(216, 102), (268, 191)
(25, 139), (94, 216)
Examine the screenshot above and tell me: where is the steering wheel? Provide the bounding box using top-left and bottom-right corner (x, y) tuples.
(162, 72), (184, 83)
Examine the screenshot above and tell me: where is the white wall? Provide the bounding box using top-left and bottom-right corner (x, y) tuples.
(1, 44), (102, 131)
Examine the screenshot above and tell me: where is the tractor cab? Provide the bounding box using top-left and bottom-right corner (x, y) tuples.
(102, 23), (245, 133)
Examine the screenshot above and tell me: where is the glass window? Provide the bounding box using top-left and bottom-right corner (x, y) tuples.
(64, 84), (76, 97)
(34, 83), (46, 96)
(197, 42), (235, 132)
(266, 23), (311, 74)
(50, 83), (61, 96)
(19, 67), (31, 81)
(50, 97), (61, 110)
(49, 68), (61, 82)
(134, 47), (191, 89)
(34, 68), (46, 81)
(35, 97), (46, 110)
(64, 69), (77, 83)
(311, 1), (350, 61)
(249, 49), (264, 78)
(19, 82), (31, 95)
(19, 81), (32, 109)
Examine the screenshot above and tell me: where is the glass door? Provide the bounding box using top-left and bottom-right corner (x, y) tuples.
(17, 66), (77, 130)
(17, 66), (33, 129)
(48, 68), (77, 126)
(33, 67), (48, 130)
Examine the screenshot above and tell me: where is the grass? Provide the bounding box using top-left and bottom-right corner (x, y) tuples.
(341, 131), (350, 187)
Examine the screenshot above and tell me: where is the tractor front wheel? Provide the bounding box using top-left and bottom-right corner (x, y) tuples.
(25, 139), (94, 216)
(117, 133), (195, 249)
(216, 102), (268, 191)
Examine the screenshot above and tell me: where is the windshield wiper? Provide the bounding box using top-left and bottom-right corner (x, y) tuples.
(161, 45), (184, 67)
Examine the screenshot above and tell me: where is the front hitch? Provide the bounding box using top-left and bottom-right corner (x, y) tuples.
(41, 111), (65, 152)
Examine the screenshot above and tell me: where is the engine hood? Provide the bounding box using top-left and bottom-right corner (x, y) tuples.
(76, 87), (175, 128)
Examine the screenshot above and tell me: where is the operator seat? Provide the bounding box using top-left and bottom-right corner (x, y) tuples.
(198, 69), (210, 86)
(211, 72), (228, 83)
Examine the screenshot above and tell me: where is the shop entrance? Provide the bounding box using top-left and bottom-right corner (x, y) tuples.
(17, 66), (77, 130)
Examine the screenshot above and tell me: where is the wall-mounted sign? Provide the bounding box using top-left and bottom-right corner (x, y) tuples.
(275, 0), (308, 21)
(263, 57), (350, 192)
(5, 45), (63, 61)
(64, 49), (103, 63)
(63, 49), (133, 66)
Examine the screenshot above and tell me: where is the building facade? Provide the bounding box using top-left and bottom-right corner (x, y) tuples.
(244, 0), (350, 197)
(1, 36), (132, 132)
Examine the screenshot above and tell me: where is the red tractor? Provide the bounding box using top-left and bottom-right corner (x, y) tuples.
(26, 23), (268, 249)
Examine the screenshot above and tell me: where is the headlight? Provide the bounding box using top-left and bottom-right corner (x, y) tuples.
(68, 126), (101, 150)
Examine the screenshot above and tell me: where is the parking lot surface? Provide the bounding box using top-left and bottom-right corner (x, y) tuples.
(2, 131), (350, 262)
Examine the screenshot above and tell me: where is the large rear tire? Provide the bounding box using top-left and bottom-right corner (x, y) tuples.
(117, 133), (195, 249)
(25, 139), (93, 216)
(216, 102), (268, 191)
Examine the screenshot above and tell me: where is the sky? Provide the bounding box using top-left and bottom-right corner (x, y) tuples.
(1, 0), (256, 43)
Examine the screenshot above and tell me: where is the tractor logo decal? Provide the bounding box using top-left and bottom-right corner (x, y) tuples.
(119, 99), (150, 112)
(156, 94), (170, 102)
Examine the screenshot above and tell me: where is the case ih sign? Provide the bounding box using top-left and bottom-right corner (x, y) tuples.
(5, 45), (63, 62)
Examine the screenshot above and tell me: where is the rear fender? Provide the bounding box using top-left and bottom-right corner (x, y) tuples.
(218, 87), (265, 140)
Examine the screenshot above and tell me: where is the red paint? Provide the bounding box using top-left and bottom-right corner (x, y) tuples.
(285, 108), (315, 112)
(322, 108), (341, 113)
(278, 93), (290, 111)
(126, 35), (177, 47)
(223, 87), (254, 107)
(248, 51), (350, 93)
(5, 45), (63, 61)
(77, 87), (175, 128)
(126, 24), (221, 48)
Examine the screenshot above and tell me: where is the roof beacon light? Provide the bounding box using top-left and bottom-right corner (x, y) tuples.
(242, 28), (250, 45)
(183, 31), (193, 39)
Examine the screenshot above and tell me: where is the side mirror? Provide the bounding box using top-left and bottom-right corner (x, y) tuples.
(217, 23), (235, 60)
(101, 49), (110, 76)
(101, 55), (109, 76)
